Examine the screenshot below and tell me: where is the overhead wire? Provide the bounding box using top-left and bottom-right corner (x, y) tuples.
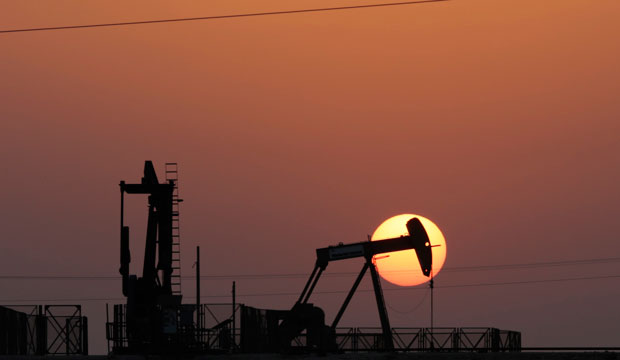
(1, 256), (618, 281)
(1, 273), (619, 303)
(386, 288), (430, 314)
(0, 0), (449, 34)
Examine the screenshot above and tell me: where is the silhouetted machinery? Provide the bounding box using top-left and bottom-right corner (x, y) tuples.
(114, 161), (433, 354)
(110, 164), (522, 354)
(245, 217), (434, 353)
(109, 162), (526, 355)
(118, 161), (183, 353)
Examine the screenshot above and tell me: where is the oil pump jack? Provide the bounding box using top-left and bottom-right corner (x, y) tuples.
(276, 217), (433, 352)
(118, 161), (182, 353)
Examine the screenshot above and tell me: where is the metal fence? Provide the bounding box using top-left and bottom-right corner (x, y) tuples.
(0, 305), (29, 355)
(245, 326), (520, 352)
(106, 303), (241, 354)
(238, 304), (520, 353)
(107, 302), (520, 354)
(336, 327), (520, 352)
(0, 305), (87, 355)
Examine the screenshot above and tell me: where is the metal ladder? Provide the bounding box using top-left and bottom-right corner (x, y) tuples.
(165, 162), (182, 295)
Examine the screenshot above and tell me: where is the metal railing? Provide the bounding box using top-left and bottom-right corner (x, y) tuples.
(334, 327), (521, 352)
(0, 305), (87, 355)
(106, 303), (241, 354)
(107, 302), (520, 354)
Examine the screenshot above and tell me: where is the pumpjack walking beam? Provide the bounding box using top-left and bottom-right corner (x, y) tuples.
(292, 217), (434, 351)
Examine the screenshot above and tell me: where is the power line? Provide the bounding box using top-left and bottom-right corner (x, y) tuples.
(227, 274), (620, 298)
(436, 274), (620, 289)
(1, 256), (618, 281)
(1, 273), (619, 303)
(197, 256), (620, 278)
(387, 288), (430, 314)
(0, 0), (449, 35)
(443, 256), (620, 272)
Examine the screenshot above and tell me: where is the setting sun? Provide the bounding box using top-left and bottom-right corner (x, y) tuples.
(371, 214), (447, 286)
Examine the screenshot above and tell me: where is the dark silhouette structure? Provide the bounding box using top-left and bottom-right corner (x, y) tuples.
(108, 162), (522, 355)
(242, 217), (434, 353)
(118, 161), (183, 353)
(110, 162), (237, 355)
(0, 305), (87, 356)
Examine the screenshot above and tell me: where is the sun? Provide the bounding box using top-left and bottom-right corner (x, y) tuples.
(371, 214), (446, 286)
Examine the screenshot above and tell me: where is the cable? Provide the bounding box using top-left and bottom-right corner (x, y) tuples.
(386, 288), (430, 314)
(0, 0), (449, 34)
(1, 273), (618, 303)
(1, 256), (618, 281)
(442, 257), (620, 272)
(436, 274), (620, 289)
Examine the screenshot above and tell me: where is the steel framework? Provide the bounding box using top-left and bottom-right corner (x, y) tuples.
(0, 305), (87, 355)
(334, 327), (521, 352)
(237, 304), (520, 353)
(246, 326), (521, 352)
(106, 303), (242, 355)
(106, 300), (520, 354)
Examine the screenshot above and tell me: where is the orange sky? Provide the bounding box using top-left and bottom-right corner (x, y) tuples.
(1, 0), (620, 353)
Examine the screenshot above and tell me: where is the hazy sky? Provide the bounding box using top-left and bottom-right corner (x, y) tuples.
(1, 0), (619, 354)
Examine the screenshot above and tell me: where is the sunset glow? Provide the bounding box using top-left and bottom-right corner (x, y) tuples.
(371, 214), (446, 286)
